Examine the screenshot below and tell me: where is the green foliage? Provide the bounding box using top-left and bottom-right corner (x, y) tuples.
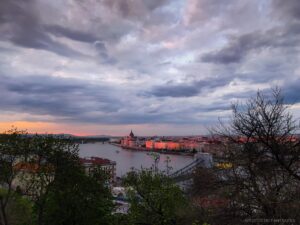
(0, 188), (34, 225)
(0, 128), (30, 189)
(0, 129), (114, 225)
(111, 213), (131, 225)
(123, 169), (187, 225)
(41, 168), (113, 225)
(23, 135), (113, 225)
(0, 128), (32, 225)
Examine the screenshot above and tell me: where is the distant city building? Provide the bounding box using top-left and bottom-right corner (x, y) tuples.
(145, 139), (201, 151)
(121, 130), (146, 148)
(121, 131), (231, 154)
(121, 130), (138, 147)
(154, 141), (167, 150)
(166, 141), (181, 150)
(145, 140), (155, 149)
(180, 141), (202, 151)
(80, 157), (116, 185)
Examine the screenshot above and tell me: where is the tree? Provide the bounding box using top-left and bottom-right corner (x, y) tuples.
(20, 134), (113, 225)
(210, 88), (300, 222)
(41, 164), (113, 225)
(0, 130), (114, 225)
(15, 134), (79, 225)
(226, 88), (300, 181)
(0, 188), (34, 225)
(189, 167), (239, 225)
(122, 169), (187, 225)
(0, 128), (31, 225)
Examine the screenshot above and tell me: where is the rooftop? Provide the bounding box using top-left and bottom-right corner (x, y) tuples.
(13, 162), (54, 173)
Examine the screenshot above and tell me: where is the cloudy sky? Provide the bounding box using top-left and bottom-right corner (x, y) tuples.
(0, 0), (300, 136)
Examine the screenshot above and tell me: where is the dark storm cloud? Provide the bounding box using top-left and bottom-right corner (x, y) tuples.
(272, 0), (300, 21)
(143, 0), (170, 11)
(0, 0), (85, 57)
(146, 77), (231, 98)
(282, 79), (300, 104)
(68, 110), (209, 125)
(74, 112), (183, 125)
(102, 0), (169, 19)
(5, 76), (83, 95)
(0, 74), (209, 125)
(221, 90), (259, 103)
(201, 32), (260, 64)
(94, 41), (117, 64)
(0, 74), (122, 120)
(0, 70), (231, 125)
(222, 82), (300, 106)
(149, 84), (199, 98)
(184, 0), (236, 25)
(200, 0), (300, 65)
(45, 25), (99, 43)
(201, 24), (300, 64)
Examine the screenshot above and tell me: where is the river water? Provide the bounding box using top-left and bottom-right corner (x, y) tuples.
(79, 143), (194, 177)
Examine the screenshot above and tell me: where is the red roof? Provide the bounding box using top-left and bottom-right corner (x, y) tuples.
(13, 162), (54, 173)
(236, 136), (299, 143)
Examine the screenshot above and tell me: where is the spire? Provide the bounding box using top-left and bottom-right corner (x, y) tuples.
(129, 130), (134, 138)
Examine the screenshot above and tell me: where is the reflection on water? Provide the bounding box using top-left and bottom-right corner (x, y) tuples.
(79, 143), (194, 177)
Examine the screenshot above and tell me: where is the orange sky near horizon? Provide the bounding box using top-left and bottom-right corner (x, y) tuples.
(0, 121), (91, 136)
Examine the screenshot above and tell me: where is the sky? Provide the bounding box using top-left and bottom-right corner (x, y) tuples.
(0, 0), (300, 136)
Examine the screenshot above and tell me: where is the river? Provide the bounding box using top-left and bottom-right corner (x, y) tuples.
(79, 143), (194, 177)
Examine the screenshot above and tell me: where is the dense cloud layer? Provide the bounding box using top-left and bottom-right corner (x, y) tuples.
(0, 0), (299, 134)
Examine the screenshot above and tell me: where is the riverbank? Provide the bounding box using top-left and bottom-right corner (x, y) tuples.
(109, 143), (194, 156)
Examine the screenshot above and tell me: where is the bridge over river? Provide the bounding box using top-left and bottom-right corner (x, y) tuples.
(169, 153), (213, 190)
